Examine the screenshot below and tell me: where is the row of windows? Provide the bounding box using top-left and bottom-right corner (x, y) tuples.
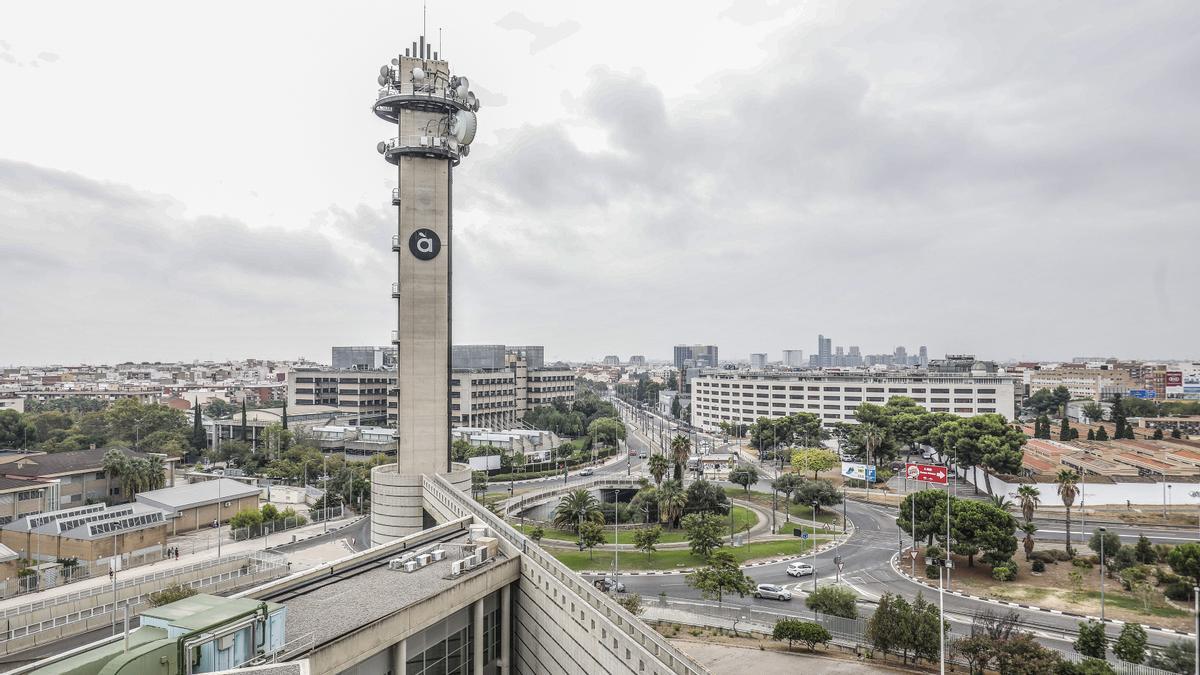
(698, 383), (999, 395)
(695, 406), (997, 423)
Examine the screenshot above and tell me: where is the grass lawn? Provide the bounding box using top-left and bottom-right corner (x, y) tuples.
(512, 506), (757, 544)
(723, 487), (840, 524)
(778, 521), (843, 537)
(551, 538), (824, 571)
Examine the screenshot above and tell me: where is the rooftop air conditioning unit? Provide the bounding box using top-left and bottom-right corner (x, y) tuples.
(450, 560), (463, 576)
(419, 136), (430, 146)
(403, 560), (419, 573)
(431, 549), (445, 562)
(468, 524), (487, 542)
(388, 558), (406, 570)
(463, 555), (477, 570)
(417, 553), (432, 566)
(476, 546), (489, 562)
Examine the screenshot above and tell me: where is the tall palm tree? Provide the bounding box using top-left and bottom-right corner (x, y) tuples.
(145, 455), (166, 491)
(647, 454), (669, 486)
(102, 449), (129, 503)
(670, 434), (691, 481)
(1020, 521), (1038, 561)
(1016, 484), (1041, 523)
(553, 489), (603, 533)
(657, 480), (686, 529)
(1055, 469), (1079, 556)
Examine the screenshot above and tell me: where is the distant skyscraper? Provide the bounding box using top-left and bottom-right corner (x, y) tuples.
(628, 355), (646, 366)
(602, 355), (621, 366)
(848, 346), (862, 367)
(674, 344), (719, 369)
(835, 346), (845, 367)
(894, 346), (908, 366)
(750, 353), (767, 370)
(782, 350), (804, 367)
(817, 335), (833, 368)
(919, 346), (929, 368)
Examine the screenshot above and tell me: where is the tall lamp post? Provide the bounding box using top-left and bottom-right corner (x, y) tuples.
(1098, 526), (1106, 620)
(811, 500), (819, 592)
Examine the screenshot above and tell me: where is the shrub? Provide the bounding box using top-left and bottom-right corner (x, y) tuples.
(1118, 565), (1151, 592)
(992, 562), (1017, 582)
(1045, 548), (1074, 562)
(228, 508), (262, 529)
(260, 503), (280, 522)
(1029, 550), (1058, 564)
(925, 564), (940, 579)
(1071, 558), (1094, 569)
(805, 585), (858, 619)
(1086, 554), (1101, 565)
(1165, 581), (1195, 601)
(149, 583), (197, 607)
(773, 619), (831, 651)
(615, 593), (644, 616)
(1031, 560), (1046, 573)
(1154, 544), (1174, 564)
(1155, 569), (1180, 586)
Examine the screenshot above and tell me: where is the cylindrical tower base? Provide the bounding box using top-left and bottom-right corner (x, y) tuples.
(370, 462), (474, 545)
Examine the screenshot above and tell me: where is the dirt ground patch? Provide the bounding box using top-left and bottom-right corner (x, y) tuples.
(913, 544), (1193, 631)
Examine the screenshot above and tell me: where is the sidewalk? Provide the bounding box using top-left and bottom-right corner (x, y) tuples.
(0, 513), (358, 614)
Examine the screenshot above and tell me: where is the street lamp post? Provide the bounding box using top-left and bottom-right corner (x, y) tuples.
(1099, 526), (1106, 621)
(811, 500), (819, 592)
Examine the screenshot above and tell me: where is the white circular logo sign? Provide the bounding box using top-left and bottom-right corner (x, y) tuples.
(409, 229), (441, 260)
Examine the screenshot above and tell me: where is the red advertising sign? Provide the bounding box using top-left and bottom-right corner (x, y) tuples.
(1165, 371), (1183, 387)
(905, 463), (949, 485)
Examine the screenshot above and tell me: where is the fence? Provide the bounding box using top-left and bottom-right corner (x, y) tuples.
(5, 547), (180, 600)
(652, 596), (1177, 675)
(230, 513), (314, 543)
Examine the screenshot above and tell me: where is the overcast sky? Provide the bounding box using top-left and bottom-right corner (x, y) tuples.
(3, 1), (1198, 367)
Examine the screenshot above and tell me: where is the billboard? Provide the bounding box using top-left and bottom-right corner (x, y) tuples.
(1128, 389), (1157, 400)
(468, 455), (501, 471)
(905, 463), (949, 485)
(1165, 372), (1183, 387)
(841, 462), (876, 482)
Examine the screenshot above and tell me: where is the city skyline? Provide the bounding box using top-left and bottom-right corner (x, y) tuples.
(4, 2), (1199, 366)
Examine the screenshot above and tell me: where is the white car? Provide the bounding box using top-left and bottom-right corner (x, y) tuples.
(786, 562), (815, 577)
(754, 583), (792, 601)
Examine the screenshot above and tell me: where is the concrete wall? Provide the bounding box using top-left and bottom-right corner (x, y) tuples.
(0, 525), (170, 565)
(370, 465), (425, 543)
(169, 495), (261, 534)
(958, 464), (1200, 506)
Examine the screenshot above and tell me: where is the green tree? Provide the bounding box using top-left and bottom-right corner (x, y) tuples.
(1171, 428), (1183, 439)
(1034, 415), (1051, 439)
(1074, 620), (1108, 659)
(577, 520), (606, 558)
(1153, 428), (1164, 440)
(631, 525), (662, 560)
(793, 478), (842, 515)
(1166, 542), (1200, 580)
(681, 513), (724, 558)
(685, 550), (754, 607)
(790, 448), (838, 479)
(1081, 401), (1106, 423)
(909, 593), (949, 664)
(1056, 469), (1080, 556)
(950, 499), (1017, 567)
(866, 593), (907, 659)
(656, 480), (686, 528)
(772, 619), (830, 652)
(771, 473), (804, 522)
(684, 479), (730, 516)
(1059, 416), (1072, 441)
(554, 489), (604, 533)
(587, 417), (626, 448)
(149, 583), (198, 607)
(898, 489), (951, 546)
(1088, 529), (1122, 568)
(1146, 640), (1195, 674)
(1134, 535), (1156, 564)
(1020, 522), (1037, 561)
(1095, 425), (1109, 441)
(615, 593), (643, 616)
(728, 463), (759, 495)
(528, 526), (544, 545)
(1087, 428), (1096, 440)
(993, 633), (1064, 675)
(1113, 623), (1147, 664)
(229, 508), (263, 529)
(805, 584), (858, 619)
(102, 449), (129, 503)
(1110, 394), (1132, 439)
(647, 454), (669, 486)
(470, 471), (488, 500)
(928, 414), (1026, 493)
(205, 399), (234, 418)
(670, 396), (681, 419)
(669, 434), (691, 481)
(190, 401), (206, 451)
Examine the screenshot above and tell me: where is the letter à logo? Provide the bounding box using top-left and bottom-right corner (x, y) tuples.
(408, 229), (441, 261)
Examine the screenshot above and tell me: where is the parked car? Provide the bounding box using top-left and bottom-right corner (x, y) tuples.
(579, 468), (594, 476)
(786, 562), (814, 577)
(754, 583), (792, 601)
(594, 576), (626, 593)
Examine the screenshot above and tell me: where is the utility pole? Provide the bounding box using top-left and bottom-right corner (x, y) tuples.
(1099, 526), (1106, 621)
(811, 500), (819, 592)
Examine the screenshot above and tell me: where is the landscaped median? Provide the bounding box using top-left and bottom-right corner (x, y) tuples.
(550, 536), (839, 572)
(508, 504), (758, 545)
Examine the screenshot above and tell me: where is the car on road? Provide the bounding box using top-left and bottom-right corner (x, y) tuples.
(594, 576), (625, 593)
(579, 468), (594, 476)
(785, 562), (814, 577)
(754, 583), (792, 601)
(637, 451), (647, 459)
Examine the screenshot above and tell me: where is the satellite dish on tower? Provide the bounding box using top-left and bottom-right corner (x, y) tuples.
(465, 91), (477, 110)
(457, 76), (469, 91)
(378, 74), (388, 87)
(412, 67), (425, 82)
(380, 65), (390, 77)
(461, 144), (470, 157)
(391, 58), (399, 66)
(452, 110), (477, 145)
(456, 84), (468, 99)
(376, 141), (387, 154)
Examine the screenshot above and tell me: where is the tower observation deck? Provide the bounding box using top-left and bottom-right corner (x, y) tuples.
(370, 35), (480, 543)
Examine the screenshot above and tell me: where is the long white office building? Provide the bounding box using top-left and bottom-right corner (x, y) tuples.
(690, 369), (1018, 429)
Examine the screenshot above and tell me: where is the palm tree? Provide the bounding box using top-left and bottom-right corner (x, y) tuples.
(102, 449), (129, 503)
(1016, 484), (1041, 523)
(1020, 521), (1038, 561)
(647, 454), (669, 486)
(124, 457), (151, 498)
(145, 455), (166, 491)
(1055, 469), (1079, 556)
(670, 434), (691, 481)
(657, 480), (686, 529)
(988, 494), (1013, 511)
(553, 489), (603, 533)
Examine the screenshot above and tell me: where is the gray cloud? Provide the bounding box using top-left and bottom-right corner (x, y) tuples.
(495, 12), (581, 54)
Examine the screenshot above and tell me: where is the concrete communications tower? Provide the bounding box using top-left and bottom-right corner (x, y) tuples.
(369, 35), (480, 543)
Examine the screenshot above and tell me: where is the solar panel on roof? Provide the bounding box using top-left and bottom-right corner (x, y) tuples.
(26, 503), (105, 530)
(87, 511), (164, 537)
(57, 506), (135, 533)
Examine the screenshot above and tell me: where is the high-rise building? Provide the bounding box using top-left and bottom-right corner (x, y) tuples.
(750, 353), (767, 370)
(818, 334), (833, 367)
(628, 355), (646, 366)
(919, 345), (929, 367)
(602, 355), (620, 366)
(370, 37), (480, 541)
(673, 344), (719, 369)
(782, 349), (804, 367)
(894, 346), (908, 366)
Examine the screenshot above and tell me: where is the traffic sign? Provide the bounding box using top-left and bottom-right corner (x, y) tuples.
(910, 550), (919, 560)
(800, 532), (809, 540)
(905, 463), (949, 485)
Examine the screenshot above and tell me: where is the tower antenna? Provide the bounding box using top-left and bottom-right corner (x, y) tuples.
(423, 2), (427, 41)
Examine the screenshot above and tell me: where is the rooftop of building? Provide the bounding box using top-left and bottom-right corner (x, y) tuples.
(0, 447), (176, 478)
(692, 369), (1015, 383)
(0, 476), (50, 491)
(282, 535), (503, 649)
(3, 501), (168, 539)
(135, 478), (261, 511)
(139, 593), (281, 630)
